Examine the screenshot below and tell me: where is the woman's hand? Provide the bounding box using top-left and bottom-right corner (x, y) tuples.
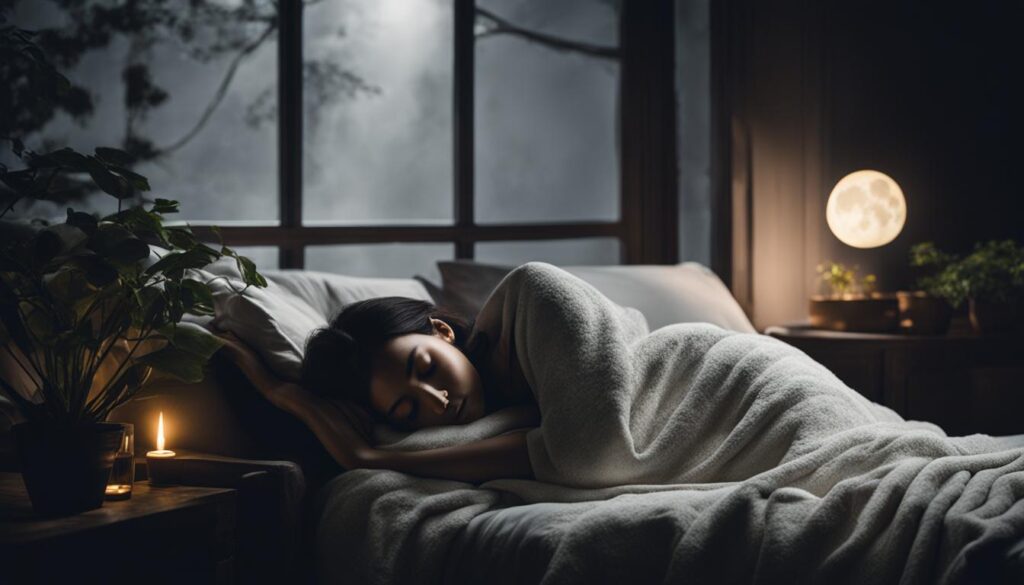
(215, 330), (377, 468)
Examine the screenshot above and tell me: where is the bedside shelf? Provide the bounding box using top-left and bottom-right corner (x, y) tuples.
(766, 324), (1024, 435)
(0, 473), (237, 583)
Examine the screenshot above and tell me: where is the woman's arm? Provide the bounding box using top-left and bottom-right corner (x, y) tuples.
(217, 333), (534, 483)
(283, 388), (533, 483)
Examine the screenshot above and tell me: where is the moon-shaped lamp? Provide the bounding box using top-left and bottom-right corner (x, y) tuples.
(826, 170), (906, 248)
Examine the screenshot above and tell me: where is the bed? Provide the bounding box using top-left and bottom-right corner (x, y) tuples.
(99, 258), (1024, 584)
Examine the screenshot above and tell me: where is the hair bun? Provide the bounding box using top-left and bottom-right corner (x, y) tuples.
(328, 328), (356, 350)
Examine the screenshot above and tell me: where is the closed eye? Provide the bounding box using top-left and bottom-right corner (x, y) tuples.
(388, 397), (418, 425)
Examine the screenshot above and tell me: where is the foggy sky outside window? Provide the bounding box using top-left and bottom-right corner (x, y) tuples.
(302, 0), (454, 225)
(306, 243), (453, 284)
(477, 238), (620, 266)
(475, 0), (619, 225)
(4, 1), (278, 224)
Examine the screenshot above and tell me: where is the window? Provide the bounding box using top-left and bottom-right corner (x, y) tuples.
(5, 1), (678, 278)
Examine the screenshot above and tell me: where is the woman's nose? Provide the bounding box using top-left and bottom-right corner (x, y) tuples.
(420, 384), (449, 413)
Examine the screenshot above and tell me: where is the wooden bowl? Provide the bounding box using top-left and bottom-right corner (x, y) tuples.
(808, 294), (900, 333)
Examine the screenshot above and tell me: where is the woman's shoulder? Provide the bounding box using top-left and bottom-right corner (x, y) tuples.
(503, 262), (580, 296)
(506, 261), (564, 281)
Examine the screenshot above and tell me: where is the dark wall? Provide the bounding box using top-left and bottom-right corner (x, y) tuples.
(727, 0), (1023, 327)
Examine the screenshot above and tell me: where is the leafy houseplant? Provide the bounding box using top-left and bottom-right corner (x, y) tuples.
(1, 18), (266, 515)
(910, 241), (1024, 335)
(0, 155), (266, 515)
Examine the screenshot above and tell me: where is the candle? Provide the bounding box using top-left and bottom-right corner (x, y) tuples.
(146, 411), (176, 458)
(146, 411), (178, 485)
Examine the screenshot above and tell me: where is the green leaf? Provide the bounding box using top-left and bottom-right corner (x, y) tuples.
(135, 347), (208, 383)
(104, 206), (166, 243)
(73, 255), (119, 287)
(107, 237), (150, 265)
(180, 278), (214, 315)
(0, 279), (34, 355)
(94, 147), (133, 166)
(144, 248), (218, 278)
(109, 165), (150, 192)
(44, 266), (94, 306)
(42, 147), (90, 171)
(0, 168), (36, 194)
(232, 253), (267, 288)
(151, 198), (179, 214)
(88, 223), (133, 256)
(165, 225), (198, 250)
(133, 287), (166, 328)
(65, 209), (97, 236)
(84, 156), (131, 199)
(159, 322), (223, 360)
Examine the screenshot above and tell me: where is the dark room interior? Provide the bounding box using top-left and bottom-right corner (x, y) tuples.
(1, 0), (1023, 583)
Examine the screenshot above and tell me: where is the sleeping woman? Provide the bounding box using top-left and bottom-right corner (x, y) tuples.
(219, 262), (922, 489)
(218, 285), (540, 484)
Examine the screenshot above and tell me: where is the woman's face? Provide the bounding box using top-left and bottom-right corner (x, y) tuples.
(368, 319), (486, 429)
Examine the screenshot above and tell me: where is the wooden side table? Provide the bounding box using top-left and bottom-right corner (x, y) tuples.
(0, 473), (237, 584)
(766, 325), (1024, 435)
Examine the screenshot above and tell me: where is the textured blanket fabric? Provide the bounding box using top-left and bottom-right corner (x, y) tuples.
(315, 263), (1024, 584)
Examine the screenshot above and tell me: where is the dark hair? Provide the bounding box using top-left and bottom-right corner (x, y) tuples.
(300, 297), (478, 412)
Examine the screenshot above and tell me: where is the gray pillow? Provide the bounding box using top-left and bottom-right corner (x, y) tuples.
(438, 260), (756, 333)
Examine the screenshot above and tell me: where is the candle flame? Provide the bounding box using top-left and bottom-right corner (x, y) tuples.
(157, 411), (165, 452)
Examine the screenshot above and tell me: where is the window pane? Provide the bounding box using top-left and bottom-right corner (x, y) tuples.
(4, 2), (278, 223)
(233, 246), (280, 272)
(303, 0), (453, 225)
(475, 0), (619, 224)
(476, 238), (620, 266)
(305, 243), (453, 283)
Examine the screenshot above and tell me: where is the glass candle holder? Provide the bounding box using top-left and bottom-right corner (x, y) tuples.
(105, 423), (134, 500)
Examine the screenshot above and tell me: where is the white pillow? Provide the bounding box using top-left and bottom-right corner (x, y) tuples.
(566, 263), (756, 333)
(198, 257), (433, 380)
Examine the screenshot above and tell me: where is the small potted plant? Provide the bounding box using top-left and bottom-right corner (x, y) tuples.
(809, 262), (898, 332)
(909, 241), (1024, 336)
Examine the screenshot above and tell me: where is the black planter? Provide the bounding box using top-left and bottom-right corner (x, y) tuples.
(13, 422), (124, 517)
(969, 298), (1024, 336)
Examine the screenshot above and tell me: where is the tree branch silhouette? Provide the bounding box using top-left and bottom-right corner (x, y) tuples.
(474, 6), (620, 61)
(154, 21), (277, 156)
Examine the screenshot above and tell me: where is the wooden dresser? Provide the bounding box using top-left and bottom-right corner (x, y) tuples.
(766, 325), (1024, 436)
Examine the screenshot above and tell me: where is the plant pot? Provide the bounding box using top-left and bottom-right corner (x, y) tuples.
(969, 298), (1023, 336)
(13, 422), (124, 517)
(897, 291), (952, 335)
(808, 294), (900, 333)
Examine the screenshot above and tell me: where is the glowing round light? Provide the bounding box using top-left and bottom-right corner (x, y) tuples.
(826, 170), (906, 248)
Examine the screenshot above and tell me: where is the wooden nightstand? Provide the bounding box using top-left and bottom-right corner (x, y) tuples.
(0, 473), (237, 584)
(766, 325), (1024, 435)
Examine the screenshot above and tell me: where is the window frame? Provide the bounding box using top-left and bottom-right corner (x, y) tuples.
(198, 0), (677, 269)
